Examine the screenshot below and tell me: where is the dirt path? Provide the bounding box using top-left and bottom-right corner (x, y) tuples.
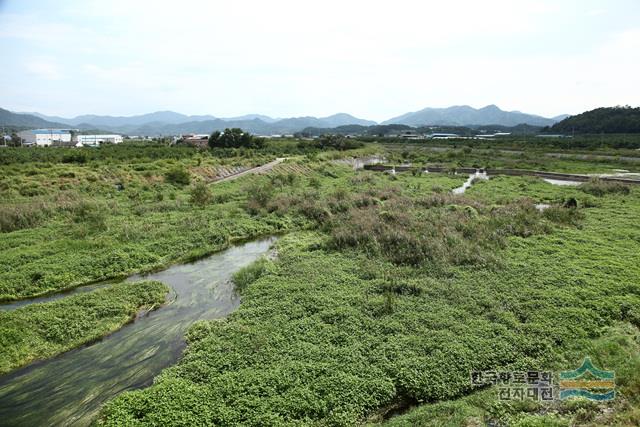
(214, 158), (286, 183)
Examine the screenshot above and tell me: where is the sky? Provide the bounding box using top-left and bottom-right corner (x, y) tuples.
(1, 0), (639, 122)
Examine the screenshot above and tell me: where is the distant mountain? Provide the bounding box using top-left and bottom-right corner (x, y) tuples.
(548, 106), (640, 134)
(0, 108), (69, 129)
(383, 105), (559, 127)
(7, 106), (565, 135)
(319, 113), (376, 127)
(220, 114), (279, 123)
(29, 111), (218, 127)
(301, 123), (542, 137)
(131, 119), (275, 136)
(20, 110), (376, 135)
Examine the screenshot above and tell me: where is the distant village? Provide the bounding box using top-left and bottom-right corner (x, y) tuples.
(2, 127), (574, 148)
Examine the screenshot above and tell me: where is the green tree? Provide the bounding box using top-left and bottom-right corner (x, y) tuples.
(164, 167), (191, 186)
(208, 131), (221, 148)
(208, 128), (264, 149)
(10, 132), (22, 147)
(316, 134), (364, 150)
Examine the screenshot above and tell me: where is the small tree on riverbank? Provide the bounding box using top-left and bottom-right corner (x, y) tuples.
(189, 182), (213, 207)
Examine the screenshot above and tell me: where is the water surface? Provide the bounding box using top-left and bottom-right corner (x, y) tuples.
(543, 178), (582, 186)
(0, 237), (276, 426)
(452, 170), (489, 194)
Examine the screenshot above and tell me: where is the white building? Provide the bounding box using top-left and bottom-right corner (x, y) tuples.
(16, 129), (123, 147)
(397, 130), (423, 140)
(18, 129), (73, 146)
(77, 134), (123, 146)
(427, 133), (461, 139)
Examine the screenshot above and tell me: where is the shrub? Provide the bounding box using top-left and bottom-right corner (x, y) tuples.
(245, 182), (274, 214)
(350, 173), (375, 185)
(61, 152), (88, 164)
(298, 196), (332, 223)
(269, 172), (298, 188)
(314, 135), (365, 151)
(579, 178), (631, 197)
(0, 202), (51, 232)
(18, 182), (47, 197)
(189, 182), (213, 207)
(164, 167), (191, 186)
(71, 200), (108, 231)
(309, 176), (322, 189)
(488, 199), (549, 238)
(542, 206), (585, 226)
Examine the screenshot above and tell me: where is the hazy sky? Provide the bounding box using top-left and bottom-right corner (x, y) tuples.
(1, 0), (639, 121)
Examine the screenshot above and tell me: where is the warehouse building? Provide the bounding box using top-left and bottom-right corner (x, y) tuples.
(77, 134), (123, 146)
(18, 129), (73, 146)
(16, 129), (123, 147)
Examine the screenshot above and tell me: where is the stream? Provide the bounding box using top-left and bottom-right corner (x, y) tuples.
(0, 237), (276, 426)
(542, 178), (582, 186)
(452, 170), (489, 194)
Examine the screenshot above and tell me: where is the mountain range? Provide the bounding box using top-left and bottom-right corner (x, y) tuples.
(2, 105), (565, 135)
(383, 105), (561, 127)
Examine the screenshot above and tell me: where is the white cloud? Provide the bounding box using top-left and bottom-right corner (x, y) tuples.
(24, 57), (63, 80)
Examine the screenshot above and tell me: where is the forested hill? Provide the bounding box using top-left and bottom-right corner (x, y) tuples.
(0, 108), (68, 130)
(549, 106), (640, 134)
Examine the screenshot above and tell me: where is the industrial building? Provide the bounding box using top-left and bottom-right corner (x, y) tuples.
(16, 129), (123, 147)
(77, 134), (123, 145)
(18, 129), (73, 146)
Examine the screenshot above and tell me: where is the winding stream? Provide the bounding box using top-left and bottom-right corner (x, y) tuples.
(0, 237), (276, 426)
(452, 170), (489, 194)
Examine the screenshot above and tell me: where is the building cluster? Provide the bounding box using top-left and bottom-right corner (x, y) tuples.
(175, 134), (210, 148)
(16, 129), (123, 147)
(385, 130), (512, 140)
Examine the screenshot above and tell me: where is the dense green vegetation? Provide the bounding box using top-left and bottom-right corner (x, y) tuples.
(0, 280), (168, 375)
(379, 323), (640, 426)
(549, 106), (640, 134)
(307, 134), (365, 151)
(99, 158), (639, 425)
(100, 190), (640, 425)
(0, 142), (381, 301)
(1, 140), (639, 425)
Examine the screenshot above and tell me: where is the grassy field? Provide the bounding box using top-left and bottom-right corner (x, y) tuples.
(1, 140), (639, 425)
(382, 142), (640, 174)
(0, 280), (168, 375)
(0, 142), (382, 301)
(99, 156), (639, 425)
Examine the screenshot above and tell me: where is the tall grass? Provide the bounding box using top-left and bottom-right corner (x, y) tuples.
(579, 178), (631, 196)
(232, 258), (270, 292)
(327, 194), (547, 267)
(0, 194), (112, 233)
(0, 202), (52, 232)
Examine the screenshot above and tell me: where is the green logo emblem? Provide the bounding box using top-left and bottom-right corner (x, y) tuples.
(559, 357), (615, 401)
